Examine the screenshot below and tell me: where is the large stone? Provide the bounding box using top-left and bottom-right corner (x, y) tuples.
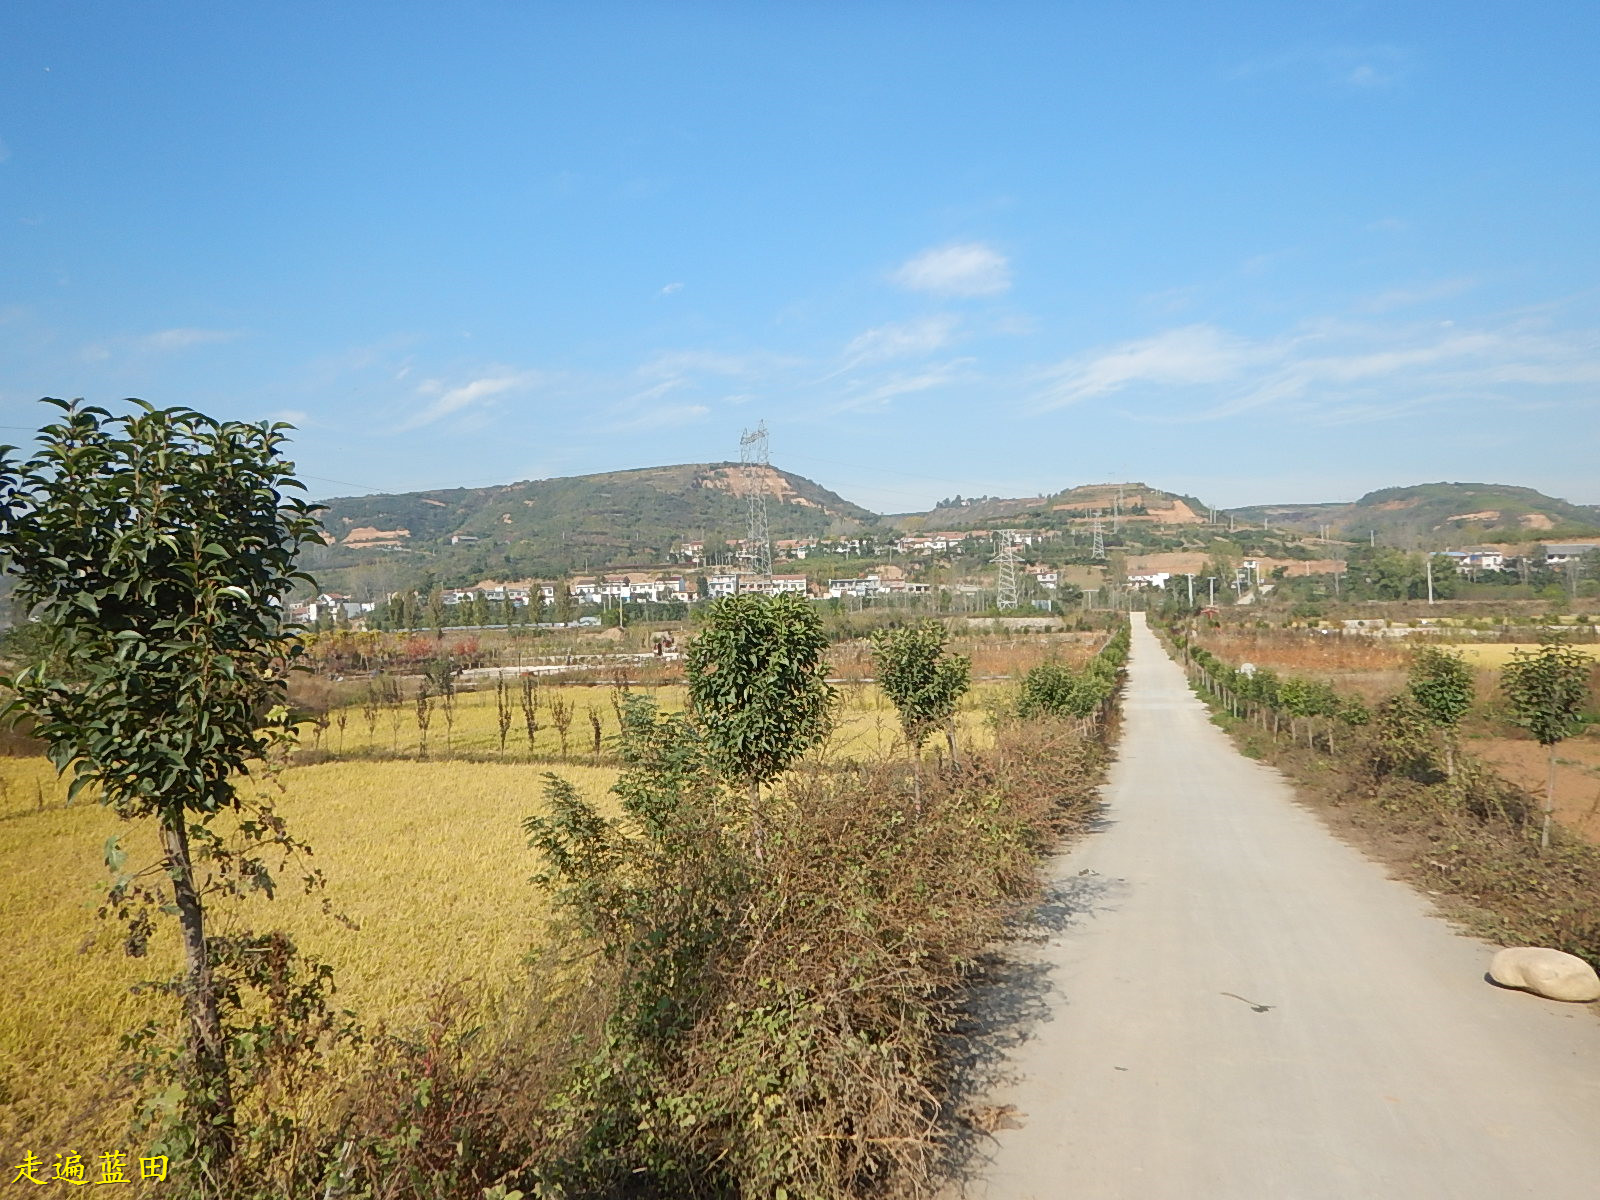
(1489, 947), (1600, 1002)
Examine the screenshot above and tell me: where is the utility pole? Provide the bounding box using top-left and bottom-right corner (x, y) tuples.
(1426, 555), (1435, 605)
(1207, 577), (1217, 606)
(1185, 573), (1195, 606)
(739, 422), (773, 577)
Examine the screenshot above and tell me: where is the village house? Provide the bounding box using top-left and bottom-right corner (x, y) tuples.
(1540, 543), (1598, 567)
(1127, 571), (1172, 590)
(1442, 548), (1507, 573)
(1026, 566), (1060, 590)
(707, 572), (741, 599)
(291, 592), (377, 624)
(774, 537), (820, 559)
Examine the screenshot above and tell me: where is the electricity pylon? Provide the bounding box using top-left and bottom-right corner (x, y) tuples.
(1092, 511), (1106, 559)
(994, 529), (1022, 610)
(739, 422), (772, 576)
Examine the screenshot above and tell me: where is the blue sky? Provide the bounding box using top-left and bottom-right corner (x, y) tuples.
(3, 2), (1597, 513)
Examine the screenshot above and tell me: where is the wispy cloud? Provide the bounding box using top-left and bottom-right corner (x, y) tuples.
(1357, 277), (1476, 314)
(401, 370), (541, 431)
(659, 281), (684, 296)
(892, 242), (1011, 297)
(1234, 44), (1412, 91)
(840, 315), (959, 369)
(1033, 316), (1600, 426)
(606, 403), (710, 434)
(140, 327), (240, 351)
(81, 326), (242, 362)
(640, 350), (762, 379)
(1034, 325), (1262, 409)
(833, 358), (977, 412)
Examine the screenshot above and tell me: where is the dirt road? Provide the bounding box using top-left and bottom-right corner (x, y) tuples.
(960, 613), (1600, 1199)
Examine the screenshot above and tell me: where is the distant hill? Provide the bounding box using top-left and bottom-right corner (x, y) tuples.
(893, 482), (1212, 532)
(1232, 483), (1600, 546)
(305, 462), (877, 589)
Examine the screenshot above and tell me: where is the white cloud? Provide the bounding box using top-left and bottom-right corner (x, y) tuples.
(840, 315), (959, 368)
(401, 370), (541, 431)
(891, 242), (1011, 297)
(659, 281), (684, 296)
(1034, 325), (1260, 409)
(1032, 317), (1600, 426)
(270, 409), (309, 426)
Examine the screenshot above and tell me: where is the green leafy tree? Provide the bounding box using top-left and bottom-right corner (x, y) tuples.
(1501, 638), (1592, 851)
(685, 592), (835, 832)
(1408, 646), (1475, 776)
(0, 399), (324, 1171)
(871, 620), (972, 774)
(553, 580), (577, 624)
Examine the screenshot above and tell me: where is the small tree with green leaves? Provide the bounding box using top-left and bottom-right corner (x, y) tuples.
(0, 399), (326, 1174)
(1408, 646), (1475, 776)
(1501, 638), (1592, 851)
(495, 674), (514, 756)
(870, 621), (971, 775)
(684, 593), (835, 837)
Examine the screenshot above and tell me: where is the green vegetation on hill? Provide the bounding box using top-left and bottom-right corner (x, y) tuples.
(894, 481), (1212, 532)
(1233, 482), (1600, 547)
(304, 462), (878, 593)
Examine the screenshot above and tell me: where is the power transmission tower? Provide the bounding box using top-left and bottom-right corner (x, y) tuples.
(994, 530), (1022, 610)
(739, 421), (772, 576)
(1092, 511), (1106, 560)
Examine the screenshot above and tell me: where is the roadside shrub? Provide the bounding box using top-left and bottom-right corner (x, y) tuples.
(517, 697), (1108, 1199)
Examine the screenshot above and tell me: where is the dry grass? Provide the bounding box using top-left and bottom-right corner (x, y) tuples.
(0, 672), (1034, 1161)
(1201, 629), (1410, 674)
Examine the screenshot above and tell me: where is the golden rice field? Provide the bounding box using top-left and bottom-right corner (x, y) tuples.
(0, 678), (1015, 1152)
(303, 678), (1009, 764)
(1447, 642), (1600, 669)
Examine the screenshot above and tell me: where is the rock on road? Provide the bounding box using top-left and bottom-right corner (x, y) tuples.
(961, 613), (1600, 1200)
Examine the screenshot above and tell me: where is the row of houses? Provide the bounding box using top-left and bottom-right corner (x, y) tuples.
(675, 536), (871, 565)
(894, 529), (1052, 556)
(287, 594), (378, 624)
(672, 529), (1053, 565)
(439, 568), (930, 609)
(442, 575), (697, 607)
(1442, 544), (1598, 573)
